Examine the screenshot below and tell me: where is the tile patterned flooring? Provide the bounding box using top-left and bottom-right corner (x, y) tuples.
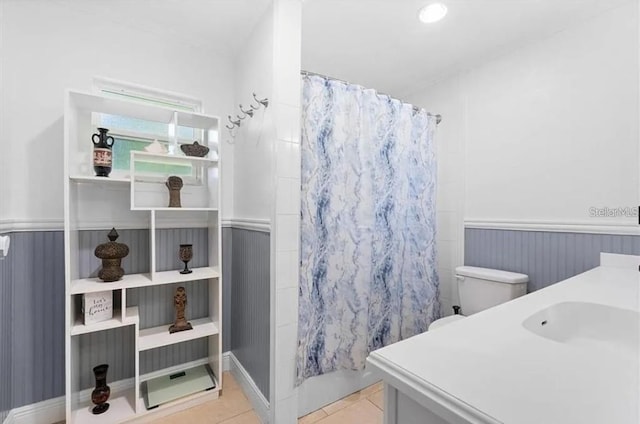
(55, 373), (382, 423)
(153, 372), (259, 424)
(298, 382), (384, 424)
(155, 373), (384, 424)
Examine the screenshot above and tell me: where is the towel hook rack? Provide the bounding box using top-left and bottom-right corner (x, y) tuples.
(226, 93), (269, 132)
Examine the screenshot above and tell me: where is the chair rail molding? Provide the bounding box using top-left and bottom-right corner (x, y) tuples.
(0, 218), (64, 233)
(0, 217), (215, 233)
(464, 218), (640, 235)
(221, 218), (271, 233)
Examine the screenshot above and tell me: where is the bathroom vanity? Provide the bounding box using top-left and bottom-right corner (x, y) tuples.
(367, 253), (640, 424)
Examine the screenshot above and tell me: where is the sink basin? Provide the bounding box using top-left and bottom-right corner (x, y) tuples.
(522, 302), (639, 359)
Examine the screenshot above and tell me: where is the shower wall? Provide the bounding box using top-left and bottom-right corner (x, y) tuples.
(269, 1), (303, 423)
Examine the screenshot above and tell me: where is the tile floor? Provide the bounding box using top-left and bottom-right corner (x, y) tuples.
(153, 371), (259, 424)
(55, 373), (384, 423)
(297, 381), (384, 424)
(154, 373), (384, 424)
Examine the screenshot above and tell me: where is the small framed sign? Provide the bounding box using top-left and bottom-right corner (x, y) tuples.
(83, 291), (113, 325)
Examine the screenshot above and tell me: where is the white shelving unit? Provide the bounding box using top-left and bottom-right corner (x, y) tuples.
(63, 89), (223, 423)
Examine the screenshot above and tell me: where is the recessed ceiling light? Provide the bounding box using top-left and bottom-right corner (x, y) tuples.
(419, 3), (448, 24)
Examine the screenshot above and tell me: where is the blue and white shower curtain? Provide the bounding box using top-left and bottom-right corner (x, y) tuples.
(297, 75), (440, 383)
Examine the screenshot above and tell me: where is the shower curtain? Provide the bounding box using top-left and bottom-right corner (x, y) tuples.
(297, 75), (440, 383)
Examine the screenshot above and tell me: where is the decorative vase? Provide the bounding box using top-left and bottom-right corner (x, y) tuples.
(94, 228), (130, 282)
(91, 364), (111, 415)
(166, 176), (183, 208)
(180, 141), (210, 157)
(169, 286), (193, 333)
(92, 128), (115, 177)
(179, 244), (193, 274)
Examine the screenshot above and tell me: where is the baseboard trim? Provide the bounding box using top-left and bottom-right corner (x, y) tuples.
(221, 218), (271, 233)
(228, 351), (270, 423)
(464, 219), (639, 235)
(1, 394), (65, 424)
(1, 357), (232, 424)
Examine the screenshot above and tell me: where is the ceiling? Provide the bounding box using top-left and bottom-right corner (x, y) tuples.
(48, 0), (272, 56)
(302, 0), (635, 97)
(41, 0), (634, 96)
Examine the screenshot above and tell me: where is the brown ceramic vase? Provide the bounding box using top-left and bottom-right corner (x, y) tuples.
(94, 228), (129, 282)
(91, 364), (111, 415)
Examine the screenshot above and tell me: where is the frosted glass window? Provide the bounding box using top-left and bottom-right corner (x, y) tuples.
(112, 138), (192, 176)
(100, 114), (169, 139)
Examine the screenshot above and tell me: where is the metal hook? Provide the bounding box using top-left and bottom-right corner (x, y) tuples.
(237, 112), (247, 121)
(253, 93), (269, 109)
(225, 123), (235, 130)
(228, 115), (241, 128)
(239, 104), (254, 117)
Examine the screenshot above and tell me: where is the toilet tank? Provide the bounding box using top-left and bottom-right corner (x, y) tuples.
(455, 266), (528, 315)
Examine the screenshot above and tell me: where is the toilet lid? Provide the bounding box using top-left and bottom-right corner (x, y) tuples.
(428, 315), (466, 331)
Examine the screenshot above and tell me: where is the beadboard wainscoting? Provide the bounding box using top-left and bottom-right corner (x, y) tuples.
(465, 228), (640, 292)
(1, 228), (213, 411)
(228, 228), (271, 401)
(0, 252), (12, 423)
(0, 225), (271, 420)
(7, 231), (66, 409)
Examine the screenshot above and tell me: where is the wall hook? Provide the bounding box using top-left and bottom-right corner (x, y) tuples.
(253, 93), (269, 109)
(228, 115), (241, 128)
(239, 104), (254, 117)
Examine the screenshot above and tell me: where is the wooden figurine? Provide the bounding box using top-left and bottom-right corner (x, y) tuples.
(169, 286), (193, 334)
(166, 176), (183, 208)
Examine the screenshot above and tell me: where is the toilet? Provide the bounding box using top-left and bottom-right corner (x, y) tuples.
(429, 266), (529, 330)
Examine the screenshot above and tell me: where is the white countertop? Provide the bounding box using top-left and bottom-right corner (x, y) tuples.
(367, 255), (640, 424)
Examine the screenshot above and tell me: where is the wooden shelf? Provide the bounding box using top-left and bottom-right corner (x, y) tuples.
(71, 388), (136, 424)
(138, 318), (219, 351)
(70, 267), (220, 294)
(71, 307), (139, 336)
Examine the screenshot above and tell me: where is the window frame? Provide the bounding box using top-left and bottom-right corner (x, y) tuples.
(91, 77), (206, 184)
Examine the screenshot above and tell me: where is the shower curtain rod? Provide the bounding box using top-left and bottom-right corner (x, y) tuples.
(300, 70), (442, 125)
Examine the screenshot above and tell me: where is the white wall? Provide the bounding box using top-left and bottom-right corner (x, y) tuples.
(0, 0), (236, 230)
(408, 1), (639, 314)
(232, 5), (276, 224)
(463, 2), (638, 227)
